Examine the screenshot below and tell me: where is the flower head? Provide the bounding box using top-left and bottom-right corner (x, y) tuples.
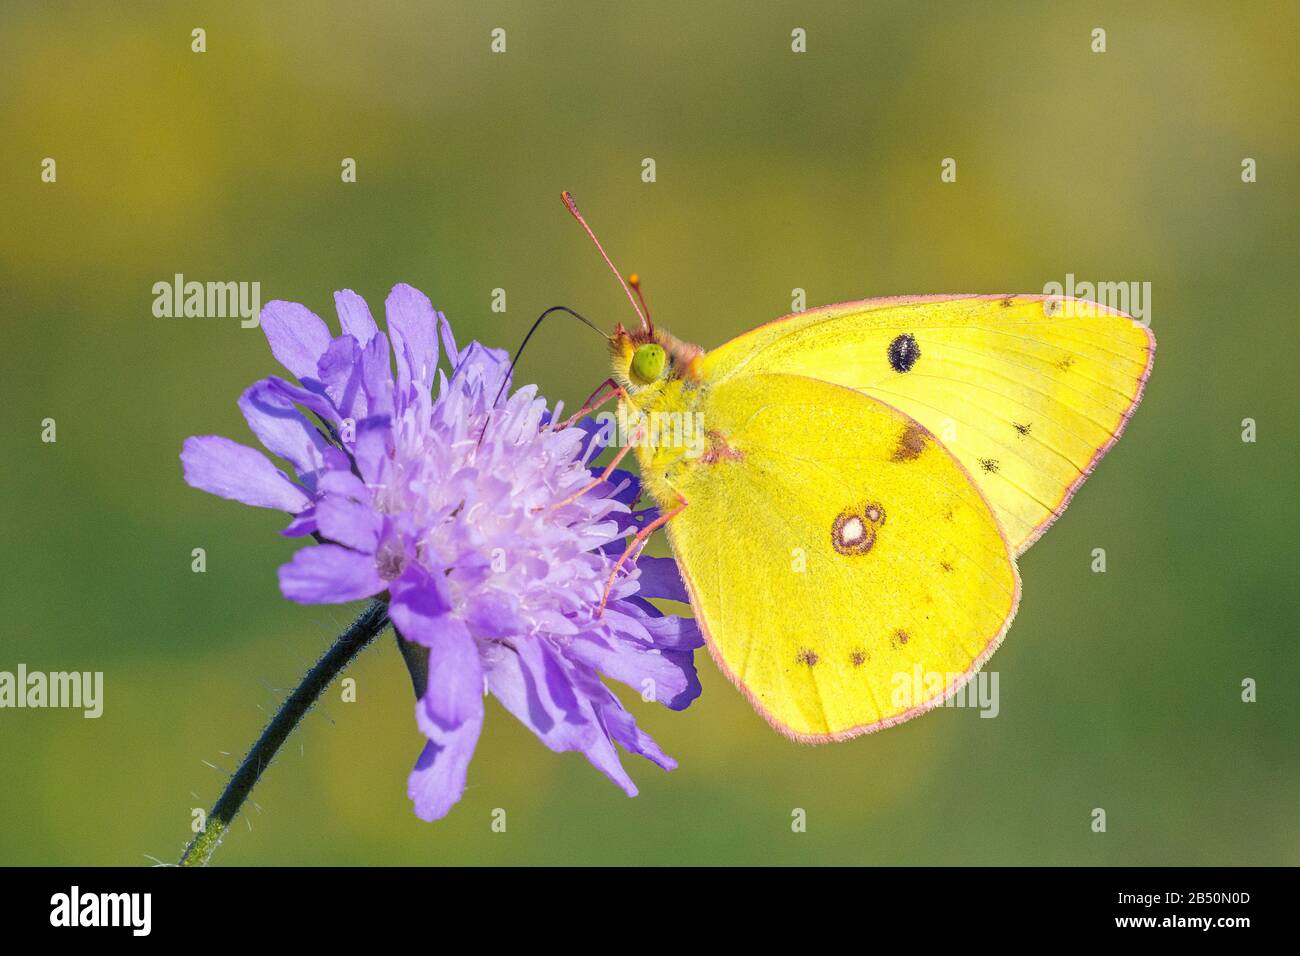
(182, 284), (702, 820)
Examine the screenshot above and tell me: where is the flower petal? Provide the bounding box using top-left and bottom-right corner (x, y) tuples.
(181, 435), (310, 511)
(485, 639), (589, 749)
(317, 469), (370, 500)
(387, 563), (455, 646)
(266, 376), (342, 427)
(352, 415), (394, 488)
(464, 591), (524, 638)
(568, 630), (700, 711)
(576, 728), (638, 797)
(407, 727), (479, 823)
(606, 599), (705, 651)
(406, 620), (484, 821)
(438, 310), (461, 368)
(237, 379), (332, 479)
(579, 671), (676, 772)
(359, 332), (395, 419)
(315, 495), (382, 552)
(447, 340), (510, 397)
(317, 336), (367, 421)
(334, 289), (377, 345)
(278, 544), (384, 604)
(260, 300), (333, 383)
(416, 622), (484, 730)
(634, 556), (689, 603)
(281, 508), (317, 538)
(386, 283), (440, 398)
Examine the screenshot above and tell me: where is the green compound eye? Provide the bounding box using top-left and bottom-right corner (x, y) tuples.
(630, 343), (667, 383)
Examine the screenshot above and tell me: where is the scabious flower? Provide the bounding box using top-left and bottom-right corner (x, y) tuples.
(182, 284), (702, 821)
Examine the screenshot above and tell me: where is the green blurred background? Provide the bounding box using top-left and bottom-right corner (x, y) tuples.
(1, 1), (1296, 866)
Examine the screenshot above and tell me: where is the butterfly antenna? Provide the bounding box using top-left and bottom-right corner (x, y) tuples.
(561, 190), (652, 336)
(627, 273), (652, 325)
(476, 305), (609, 448)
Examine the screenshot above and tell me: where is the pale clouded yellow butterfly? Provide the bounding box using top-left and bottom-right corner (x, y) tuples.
(560, 193), (1154, 741)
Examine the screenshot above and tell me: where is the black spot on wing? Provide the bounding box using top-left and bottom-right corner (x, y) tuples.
(887, 333), (920, 373)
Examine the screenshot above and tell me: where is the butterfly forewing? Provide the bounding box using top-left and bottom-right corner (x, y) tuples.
(699, 295), (1154, 555)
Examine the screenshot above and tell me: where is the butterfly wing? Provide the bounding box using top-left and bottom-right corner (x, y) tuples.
(660, 371), (1019, 740)
(699, 295), (1154, 555)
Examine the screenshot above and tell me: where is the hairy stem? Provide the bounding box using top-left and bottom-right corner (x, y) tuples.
(179, 599), (390, 867)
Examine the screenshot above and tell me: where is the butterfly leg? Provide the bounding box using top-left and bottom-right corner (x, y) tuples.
(552, 378), (626, 431)
(551, 421), (645, 509)
(596, 495), (688, 617)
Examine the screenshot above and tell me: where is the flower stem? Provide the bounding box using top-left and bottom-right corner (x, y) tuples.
(179, 599), (390, 867)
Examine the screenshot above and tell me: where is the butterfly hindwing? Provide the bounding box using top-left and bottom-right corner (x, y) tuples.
(661, 372), (1019, 740)
(698, 295), (1155, 555)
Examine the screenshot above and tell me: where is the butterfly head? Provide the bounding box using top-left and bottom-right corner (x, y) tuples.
(610, 322), (703, 398)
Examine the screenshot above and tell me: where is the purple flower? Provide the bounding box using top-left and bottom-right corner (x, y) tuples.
(182, 284), (702, 821)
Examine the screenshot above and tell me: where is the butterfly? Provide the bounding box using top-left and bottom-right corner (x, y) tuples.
(558, 193), (1154, 742)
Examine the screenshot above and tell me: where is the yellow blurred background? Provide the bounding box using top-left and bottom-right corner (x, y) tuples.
(0, 0), (1296, 865)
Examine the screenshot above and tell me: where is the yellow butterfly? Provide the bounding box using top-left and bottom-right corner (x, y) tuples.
(560, 193), (1154, 742)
